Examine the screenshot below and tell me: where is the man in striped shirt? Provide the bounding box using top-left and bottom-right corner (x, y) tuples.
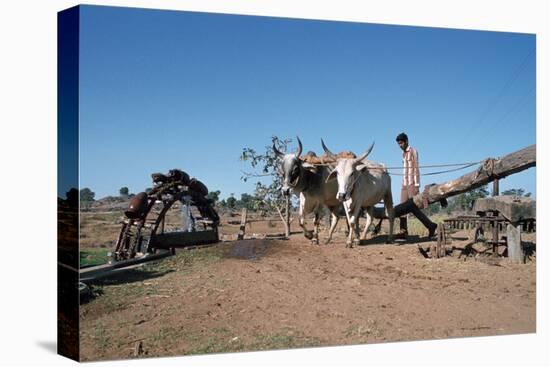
(396, 132), (420, 237)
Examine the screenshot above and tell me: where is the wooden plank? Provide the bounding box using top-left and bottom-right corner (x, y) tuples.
(507, 224), (525, 264)
(412, 145), (535, 208)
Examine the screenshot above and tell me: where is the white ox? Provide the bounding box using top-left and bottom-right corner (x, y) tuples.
(322, 140), (395, 247)
(274, 137), (346, 245)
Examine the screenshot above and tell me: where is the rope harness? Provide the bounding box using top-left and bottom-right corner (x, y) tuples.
(310, 161), (484, 177)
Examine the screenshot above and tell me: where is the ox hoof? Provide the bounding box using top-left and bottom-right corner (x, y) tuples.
(304, 231), (314, 240)
(353, 239), (361, 247)
(325, 239), (332, 245)
(311, 238), (320, 246)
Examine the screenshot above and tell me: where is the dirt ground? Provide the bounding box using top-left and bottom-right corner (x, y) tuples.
(79, 212), (536, 362)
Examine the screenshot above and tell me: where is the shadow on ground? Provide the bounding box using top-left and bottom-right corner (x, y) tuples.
(80, 269), (174, 304)
(357, 234), (436, 246)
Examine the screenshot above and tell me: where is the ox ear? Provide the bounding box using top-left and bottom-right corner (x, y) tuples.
(356, 164), (369, 172)
(326, 169), (337, 183)
(302, 162), (318, 173)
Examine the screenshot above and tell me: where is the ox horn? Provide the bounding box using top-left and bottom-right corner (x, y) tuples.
(273, 143), (285, 158)
(355, 142), (375, 163)
(295, 136), (303, 158)
(321, 139), (336, 158)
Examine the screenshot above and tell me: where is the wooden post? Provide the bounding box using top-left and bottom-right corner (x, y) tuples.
(437, 223), (446, 258)
(507, 224), (525, 264)
(492, 220), (499, 257)
(237, 208), (248, 240)
(493, 179), (500, 196)
(433, 223), (445, 259)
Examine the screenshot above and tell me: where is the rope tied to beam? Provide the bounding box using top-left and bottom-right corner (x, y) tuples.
(474, 157), (498, 181)
(483, 157), (496, 176)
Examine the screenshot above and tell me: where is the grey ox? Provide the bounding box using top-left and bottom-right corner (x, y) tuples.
(274, 137), (346, 245)
(322, 140), (395, 247)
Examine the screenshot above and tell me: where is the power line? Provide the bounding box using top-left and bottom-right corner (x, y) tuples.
(484, 85), (536, 131)
(383, 161), (481, 170)
(386, 162), (480, 176)
(460, 84), (536, 154)
(451, 47), (535, 154)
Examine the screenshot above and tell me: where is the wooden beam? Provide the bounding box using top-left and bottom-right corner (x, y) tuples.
(80, 250), (172, 281)
(412, 145), (535, 208)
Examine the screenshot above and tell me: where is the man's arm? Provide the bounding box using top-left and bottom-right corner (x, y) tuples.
(412, 148), (420, 187)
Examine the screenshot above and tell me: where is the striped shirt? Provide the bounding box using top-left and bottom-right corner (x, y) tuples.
(402, 146), (420, 187)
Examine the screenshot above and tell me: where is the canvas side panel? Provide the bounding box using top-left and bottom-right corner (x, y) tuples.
(57, 5), (80, 362)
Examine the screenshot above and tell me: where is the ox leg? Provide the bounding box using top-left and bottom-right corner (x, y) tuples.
(311, 210), (321, 245)
(360, 207), (374, 240)
(325, 211), (339, 245)
(299, 196), (314, 240)
(344, 221), (351, 237)
(348, 213), (361, 248)
(385, 191), (395, 244)
(373, 219), (383, 235)
(351, 213), (362, 247)
(355, 219), (361, 244)
(343, 202), (354, 248)
(347, 204), (362, 248)
(300, 219), (314, 239)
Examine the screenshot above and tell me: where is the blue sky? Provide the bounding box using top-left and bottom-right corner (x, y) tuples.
(77, 5), (536, 200)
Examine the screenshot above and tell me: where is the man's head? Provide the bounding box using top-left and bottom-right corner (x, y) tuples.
(396, 132), (409, 151)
